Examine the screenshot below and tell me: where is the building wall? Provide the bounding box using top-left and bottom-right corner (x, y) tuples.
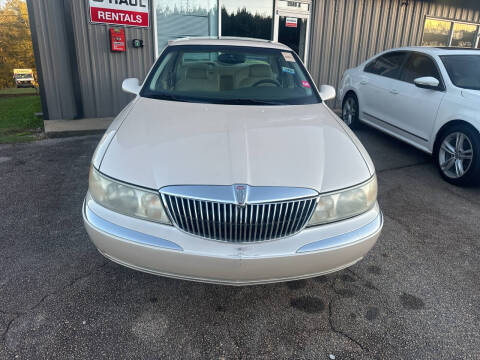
(26, 0), (78, 120)
(29, 0), (480, 119)
(308, 0), (480, 107)
(69, 0), (155, 119)
(28, 0), (156, 120)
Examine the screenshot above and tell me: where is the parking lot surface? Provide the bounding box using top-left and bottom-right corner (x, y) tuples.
(0, 126), (479, 359)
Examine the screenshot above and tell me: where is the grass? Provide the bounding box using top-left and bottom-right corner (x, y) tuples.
(0, 95), (43, 144)
(0, 87), (38, 95)
(0, 132), (39, 143)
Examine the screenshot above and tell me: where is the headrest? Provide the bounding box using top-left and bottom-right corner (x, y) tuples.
(186, 66), (207, 79)
(249, 64), (272, 78)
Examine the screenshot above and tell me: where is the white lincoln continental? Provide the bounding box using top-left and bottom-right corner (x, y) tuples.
(83, 38), (383, 285)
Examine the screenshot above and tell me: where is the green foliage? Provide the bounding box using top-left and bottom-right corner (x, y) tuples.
(0, 132), (37, 143)
(221, 7), (272, 40)
(0, 86), (36, 95)
(0, 95), (42, 129)
(0, 95), (42, 143)
(0, 0), (36, 88)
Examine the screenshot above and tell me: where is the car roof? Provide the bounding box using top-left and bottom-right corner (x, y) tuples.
(168, 36), (292, 51)
(383, 46), (480, 56)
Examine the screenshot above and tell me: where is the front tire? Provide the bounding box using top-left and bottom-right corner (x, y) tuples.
(342, 94), (360, 129)
(435, 124), (480, 186)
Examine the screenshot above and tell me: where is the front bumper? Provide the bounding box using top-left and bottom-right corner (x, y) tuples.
(16, 82), (34, 88)
(83, 195), (383, 285)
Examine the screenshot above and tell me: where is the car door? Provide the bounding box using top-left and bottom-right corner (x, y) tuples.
(358, 51), (408, 123)
(387, 52), (446, 143)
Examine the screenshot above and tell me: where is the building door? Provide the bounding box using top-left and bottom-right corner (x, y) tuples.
(273, 1), (311, 63)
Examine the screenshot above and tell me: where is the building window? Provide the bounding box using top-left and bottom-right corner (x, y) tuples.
(451, 23), (478, 48)
(422, 17), (480, 48)
(422, 18), (452, 47)
(154, 0), (218, 53)
(221, 0), (274, 40)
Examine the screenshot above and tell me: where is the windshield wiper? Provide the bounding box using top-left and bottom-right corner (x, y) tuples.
(146, 93), (190, 102)
(144, 94), (285, 105)
(147, 93), (221, 104)
(228, 98), (284, 105)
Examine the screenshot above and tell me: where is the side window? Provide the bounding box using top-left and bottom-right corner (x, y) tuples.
(400, 53), (441, 84)
(364, 59), (377, 74)
(364, 52), (407, 79)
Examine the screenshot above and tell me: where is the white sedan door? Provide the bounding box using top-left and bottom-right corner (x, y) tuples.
(358, 51), (409, 124)
(386, 52), (446, 143)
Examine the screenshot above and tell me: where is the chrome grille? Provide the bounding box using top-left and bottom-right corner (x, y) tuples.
(161, 194), (317, 243)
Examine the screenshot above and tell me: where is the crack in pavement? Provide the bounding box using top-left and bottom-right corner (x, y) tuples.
(1, 318), (16, 344)
(377, 161), (431, 174)
(442, 186), (480, 207)
(0, 309), (22, 317)
(327, 300), (367, 353)
(1, 261), (108, 349)
(346, 269), (380, 292)
(225, 322), (242, 354)
(326, 275), (380, 354)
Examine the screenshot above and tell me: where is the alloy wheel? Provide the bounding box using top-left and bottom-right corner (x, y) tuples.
(342, 97), (357, 126)
(439, 132), (473, 179)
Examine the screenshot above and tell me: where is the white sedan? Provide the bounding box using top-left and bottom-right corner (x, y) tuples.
(83, 38), (382, 285)
(339, 47), (480, 186)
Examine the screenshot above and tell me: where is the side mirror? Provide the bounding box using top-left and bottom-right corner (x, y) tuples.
(122, 78), (141, 95)
(414, 76), (440, 90)
(319, 85), (336, 101)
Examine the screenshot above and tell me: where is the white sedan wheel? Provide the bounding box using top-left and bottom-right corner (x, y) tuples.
(438, 131), (474, 179)
(342, 96), (358, 127)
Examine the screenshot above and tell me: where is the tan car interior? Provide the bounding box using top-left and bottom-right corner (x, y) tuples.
(172, 62), (280, 92)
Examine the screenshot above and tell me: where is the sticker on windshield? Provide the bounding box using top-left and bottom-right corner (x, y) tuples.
(282, 52), (295, 62)
(302, 80), (311, 88)
(282, 66), (295, 74)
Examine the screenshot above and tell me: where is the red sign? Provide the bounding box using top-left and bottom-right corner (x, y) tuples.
(110, 28), (126, 52)
(90, 0), (149, 28)
(285, 17), (298, 28)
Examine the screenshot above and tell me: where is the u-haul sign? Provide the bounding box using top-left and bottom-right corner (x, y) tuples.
(89, 0), (149, 28)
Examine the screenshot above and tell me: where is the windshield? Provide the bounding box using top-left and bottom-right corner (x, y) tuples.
(141, 45), (320, 105)
(15, 74), (33, 79)
(440, 55), (480, 90)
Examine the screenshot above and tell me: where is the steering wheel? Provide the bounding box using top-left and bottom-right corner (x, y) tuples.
(252, 79), (281, 87)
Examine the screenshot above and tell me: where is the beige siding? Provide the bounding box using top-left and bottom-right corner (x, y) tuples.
(308, 0), (480, 107)
(27, 0), (155, 120)
(27, 0), (78, 120)
(29, 0), (480, 118)
(70, 0), (155, 119)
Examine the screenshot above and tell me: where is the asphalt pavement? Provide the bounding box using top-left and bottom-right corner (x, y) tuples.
(0, 126), (479, 359)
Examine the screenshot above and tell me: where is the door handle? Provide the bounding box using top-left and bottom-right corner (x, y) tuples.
(390, 89), (399, 95)
(360, 80), (368, 85)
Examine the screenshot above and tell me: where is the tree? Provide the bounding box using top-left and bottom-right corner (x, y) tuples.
(221, 7), (272, 41)
(0, 0), (35, 88)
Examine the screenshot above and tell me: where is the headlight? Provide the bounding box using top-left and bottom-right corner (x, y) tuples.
(307, 176), (377, 226)
(88, 166), (171, 225)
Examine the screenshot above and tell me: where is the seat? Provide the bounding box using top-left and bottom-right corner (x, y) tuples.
(238, 64), (275, 88)
(175, 65), (218, 92)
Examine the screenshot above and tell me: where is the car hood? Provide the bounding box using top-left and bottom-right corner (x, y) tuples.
(99, 97), (372, 193)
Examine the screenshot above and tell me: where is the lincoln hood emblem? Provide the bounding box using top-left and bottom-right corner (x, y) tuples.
(233, 184), (248, 206)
